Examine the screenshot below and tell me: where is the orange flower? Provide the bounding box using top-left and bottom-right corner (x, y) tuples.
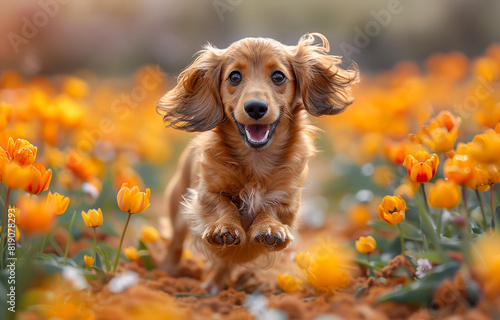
(25, 163), (52, 195)
(378, 196), (406, 225)
(428, 179), (461, 209)
(355, 236), (377, 254)
(347, 203), (371, 228)
(469, 129), (500, 164)
(465, 164), (492, 193)
(443, 154), (475, 186)
(416, 111), (461, 153)
(277, 273), (303, 294)
(383, 139), (424, 165)
(394, 178), (420, 199)
(0, 102), (13, 130)
(403, 151), (439, 183)
(81, 209), (103, 228)
(16, 196), (56, 236)
(5, 137), (37, 167)
(473, 232), (500, 298)
(2, 161), (32, 189)
(117, 183), (151, 214)
(47, 192), (70, 216)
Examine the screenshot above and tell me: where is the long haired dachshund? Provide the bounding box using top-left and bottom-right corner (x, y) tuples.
(156, 33), (358, 291)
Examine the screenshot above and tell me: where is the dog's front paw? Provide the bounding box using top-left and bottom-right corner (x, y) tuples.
(202, 223), (246, 248)
(251, 222), (293, 251)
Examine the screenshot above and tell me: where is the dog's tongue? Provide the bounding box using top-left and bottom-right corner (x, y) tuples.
(245, 124), (270, 142)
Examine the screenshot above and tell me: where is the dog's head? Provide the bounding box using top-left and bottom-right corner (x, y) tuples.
(157, 33), (359, 149)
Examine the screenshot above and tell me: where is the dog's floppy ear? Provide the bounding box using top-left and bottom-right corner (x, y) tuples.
(157, 45), (225, 132)
(288, 33), (359, 116)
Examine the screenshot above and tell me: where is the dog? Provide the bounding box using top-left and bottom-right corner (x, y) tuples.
(156, 33), (358, 291)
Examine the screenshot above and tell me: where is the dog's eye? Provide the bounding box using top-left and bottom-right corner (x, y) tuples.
(228, 71), (242, 86)
(271, 71), (286, 85)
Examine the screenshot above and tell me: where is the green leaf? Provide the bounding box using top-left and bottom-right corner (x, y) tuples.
(96, 246), (112, 272)
(138, 241), (156, 270)
(377, 261), (461, 306)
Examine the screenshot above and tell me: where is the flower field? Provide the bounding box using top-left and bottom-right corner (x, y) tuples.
(1, 44), (500, 319)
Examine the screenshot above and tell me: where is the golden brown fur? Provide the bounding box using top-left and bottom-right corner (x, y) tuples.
(156, 33), (359, 291)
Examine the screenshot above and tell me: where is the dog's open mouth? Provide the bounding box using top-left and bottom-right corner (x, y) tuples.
(234, 116), (280, 149)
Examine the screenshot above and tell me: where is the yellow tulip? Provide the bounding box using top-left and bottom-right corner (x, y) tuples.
(428, 179), (461, 209)
(403, 150), (439, 183)
(355, 236), (377, 254)
(141, 226), (160, 243)
(84, 255), (94, 268)
(81, 209), (103, 228)
(417, 111), (461, 153)
(47, 192), (70, 216)
(378, 195), (406, 225)
(443, 154), (475, 186)
(6, 137), (37, 167)
(2, 161), (32, 189)
(347, 203), (371, 228)
(124, 247), (139, 261)
(25, 163), (52, 195)
(117, 183), (151, 214)
(2, 224), (20, 242)
(277, 273), (303, 294)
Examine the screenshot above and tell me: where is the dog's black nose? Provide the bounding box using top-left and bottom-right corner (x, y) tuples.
(244, 100), (268, 120)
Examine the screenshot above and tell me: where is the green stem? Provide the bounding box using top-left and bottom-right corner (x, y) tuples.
(420, 184), (443, 256)
(354, 258), (384, 272)
(63, 210), (77, 264)
(490, 186), (496, 230)
(113, 212), (132, 273)
(462, 186), (468, 214)
(436, 210), (444, 237)
(40, 234), (48, 254)
(475, 190), (488, 230)
(366, 253), (376, 277)
(1, 188), (12, 270)
(397, 224), (405, 255)
(92, 227), (97, 259)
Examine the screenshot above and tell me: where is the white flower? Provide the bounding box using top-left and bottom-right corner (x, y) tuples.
(62, 266), (88, 290)
(415, 258), (432, 279)
(109, 271), (139, 293)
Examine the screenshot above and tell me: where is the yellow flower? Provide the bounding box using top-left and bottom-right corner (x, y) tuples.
(0, 102), (13, 130)
(6, 137), (37, 167)
(117, 183), (151, 214)
(403, 150), (439, 183)
(277, 273), (303, 294)
(25, 163), (52, 195)
(63, 76), (88, 98)
(1, 224), (20, 242)
(295, 252), (312, 270)
(355, 236), (377, 254)
(443, 154), (475, 186)
(141, 226), (160, 243)
(465, 164), (491, 193)
(16, 196), (56, 236)
(124, 247), (139, 261)
(81, 209), (103, 228)
(84, 255), (94, 268)
(428, 179), (461, 209)
(378, 195), (406, 225)
(469, 129), (500, 164)
(47, 192), (70, 216)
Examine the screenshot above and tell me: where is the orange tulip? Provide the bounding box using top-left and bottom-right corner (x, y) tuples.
(81, 209), (103, 228)
(355, 236), (377, 254)
(2, 161), (32, 189)
(6, 137), (37, 167)
(117, 183), (151, 214)
(469, 129), (500, 164)
(416, 111), (461, 153)
(84, 255), (94, 268)
(47, 192), (70, 216)
(16, 196), (56, 236)
(25, 163), (52, 195)
(378, 195), (406, 225)
(141, 226), (160, 243)
(443, 154), (475, 186)
(124, 247), (139, 261)
(428, 179), (461, 209)
(403, 151), (439, 183)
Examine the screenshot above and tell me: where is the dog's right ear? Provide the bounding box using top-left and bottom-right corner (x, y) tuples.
(157, 45), (225, 132)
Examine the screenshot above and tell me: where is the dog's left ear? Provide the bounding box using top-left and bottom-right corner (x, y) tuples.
(288, 33), (359, 116)
(157, 45), (225, 132)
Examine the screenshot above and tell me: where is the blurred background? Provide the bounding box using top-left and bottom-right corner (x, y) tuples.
(1, 0), (500, 75)
(1, 0), (499, 226)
